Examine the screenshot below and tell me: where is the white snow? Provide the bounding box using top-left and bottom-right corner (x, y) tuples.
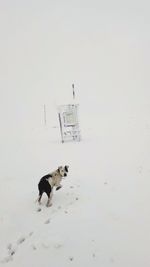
(0, 1), (150, 266)
(0, 111), (150, 267)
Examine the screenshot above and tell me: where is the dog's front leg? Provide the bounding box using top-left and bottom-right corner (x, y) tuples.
(56, 185), (62, 190)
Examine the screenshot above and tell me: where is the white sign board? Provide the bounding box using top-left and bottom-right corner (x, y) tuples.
(58, 104), (81, 143)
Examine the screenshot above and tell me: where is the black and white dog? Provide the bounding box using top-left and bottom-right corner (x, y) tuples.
(38, 165), (69, 207)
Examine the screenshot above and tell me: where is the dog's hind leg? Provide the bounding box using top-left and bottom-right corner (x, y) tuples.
(46, 190), (53, 207)
(46, 198), (52, 207)
(38, 191), (43, 205)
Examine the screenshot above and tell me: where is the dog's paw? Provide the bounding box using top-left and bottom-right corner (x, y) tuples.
(56, 186), (62, 191)
(46, 203), (52, 207)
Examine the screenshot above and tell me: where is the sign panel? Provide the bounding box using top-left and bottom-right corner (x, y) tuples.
(58, 104), (81, 143)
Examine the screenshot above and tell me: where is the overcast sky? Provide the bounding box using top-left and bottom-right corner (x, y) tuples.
(0, 0), (150, 134)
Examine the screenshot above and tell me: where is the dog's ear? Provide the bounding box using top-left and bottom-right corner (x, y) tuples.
(65, 165), (69, 172)
(58, 166), (62, 172)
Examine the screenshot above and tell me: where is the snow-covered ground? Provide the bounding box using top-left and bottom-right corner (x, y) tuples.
(0, 1), (150, 266)
(0, 104), (150, 267)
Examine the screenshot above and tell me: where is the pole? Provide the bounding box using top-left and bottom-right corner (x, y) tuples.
(72, 83), (75, 100)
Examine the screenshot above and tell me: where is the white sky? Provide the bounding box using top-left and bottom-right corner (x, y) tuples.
(0, 0), (150, 133)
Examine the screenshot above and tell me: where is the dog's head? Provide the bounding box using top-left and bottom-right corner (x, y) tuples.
(58, 165), (69, 177)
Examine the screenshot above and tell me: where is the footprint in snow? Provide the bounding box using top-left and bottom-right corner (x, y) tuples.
(7, 245), (16, 257)
(7, 243), (17, 256)
(1, 244), (17, 263)
(54, 243), (63, 249)
(138, 166), (143, 174)
(2, 231), (34, 263)
(1, 255), (13, 263)
(32, 244), (37, 250)
(17, 237), (26, 245)
(29, 231), (34, 237)
(42, 243), (50, 249)
(7, 243), (12, 251)
(37, 207), (42, 212)
(44, 219), (50, 224)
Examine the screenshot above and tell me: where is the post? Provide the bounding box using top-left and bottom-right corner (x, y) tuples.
(44, 104), (47, 126)
(58, 113), (64, 143)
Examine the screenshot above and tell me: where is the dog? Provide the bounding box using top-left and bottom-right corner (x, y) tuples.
(38, 165), (69, 207)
